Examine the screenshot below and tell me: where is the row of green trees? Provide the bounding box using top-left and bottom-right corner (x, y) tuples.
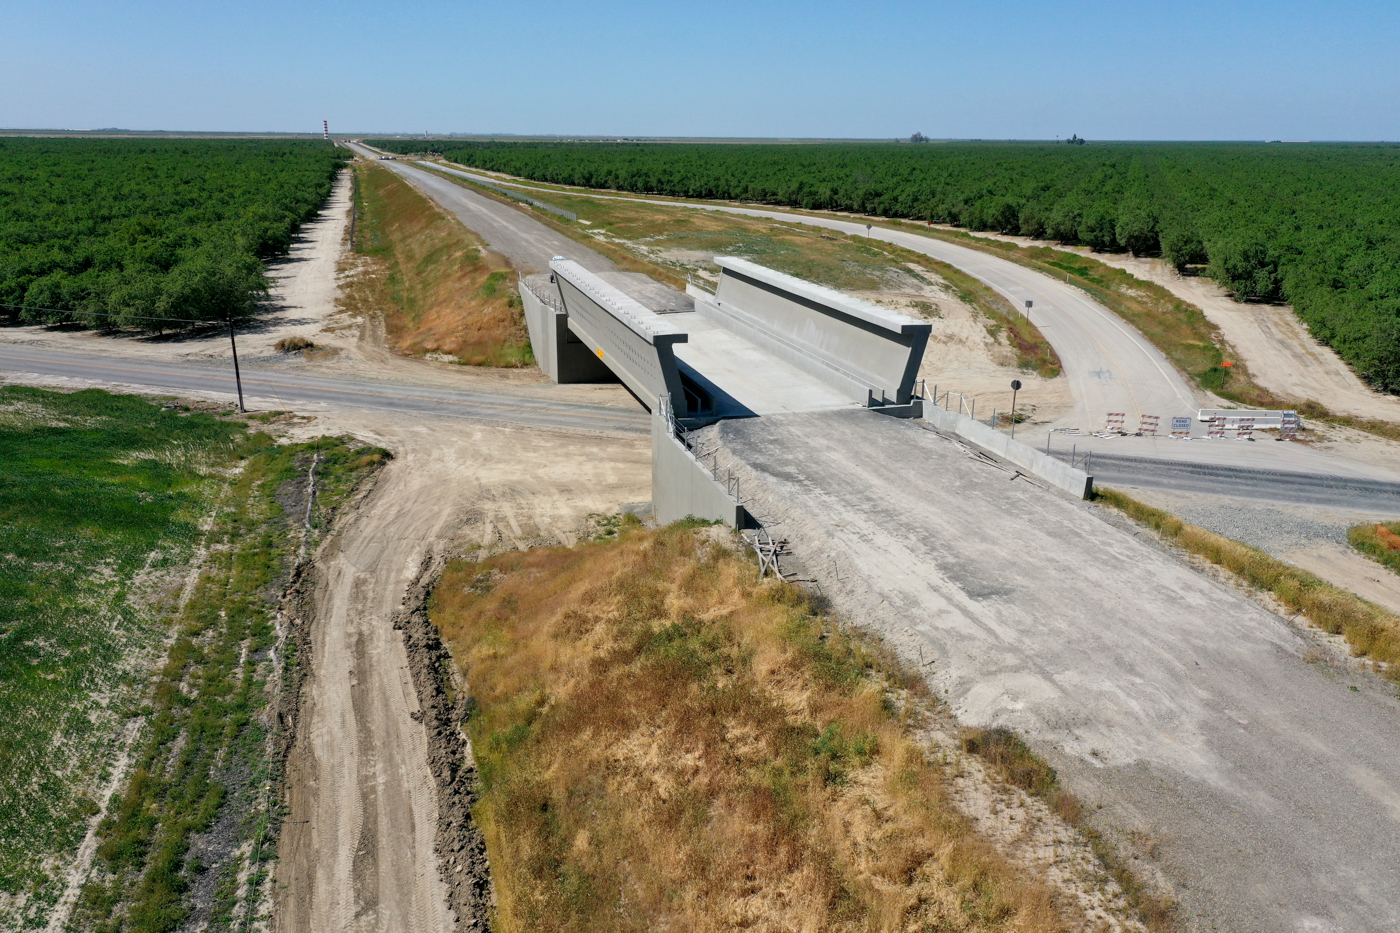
(372, 139), (1400, 393)
(0, 139), (347, 331)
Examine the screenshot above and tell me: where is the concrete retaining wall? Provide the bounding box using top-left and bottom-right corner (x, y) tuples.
(652, 405), (746, 527)
(1196, 408), (1297, 427)
(520, 279), (558, 376)
(924, 405), (1094, 499)
(710, 256), (930, 405)
(520, 276), (613, 383)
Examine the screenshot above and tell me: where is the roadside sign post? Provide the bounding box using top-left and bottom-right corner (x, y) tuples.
(865, 223), (872, 237)
(228, 318), (246, 413)
(1009, 379), (1022, 439)
(1024, 299), (1033, 320)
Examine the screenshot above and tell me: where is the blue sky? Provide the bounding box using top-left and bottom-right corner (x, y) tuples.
(2, 0), (1396, 140)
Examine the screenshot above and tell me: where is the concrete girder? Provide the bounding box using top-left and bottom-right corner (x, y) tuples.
(708, 256), (931, 406)
(549, 259), (690, 415)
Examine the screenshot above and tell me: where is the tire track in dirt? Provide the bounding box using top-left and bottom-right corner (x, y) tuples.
(274, 416), (649, 932)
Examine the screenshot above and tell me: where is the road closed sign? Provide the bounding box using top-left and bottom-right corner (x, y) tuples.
(1171, 417), (1192, 432)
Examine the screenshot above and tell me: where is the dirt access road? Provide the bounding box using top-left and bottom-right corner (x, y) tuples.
(706, 409), (1400, 933)
(276, 412), (649, 933)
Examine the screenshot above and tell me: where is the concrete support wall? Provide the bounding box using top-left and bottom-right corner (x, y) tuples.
(710, 256), (930, 406)
(652, 399), (746, 527)
(924, 405), (1095, 499)
(551, 259), (689, 413)
(520, 277), (614, 383)
(520, 279), (559, 377)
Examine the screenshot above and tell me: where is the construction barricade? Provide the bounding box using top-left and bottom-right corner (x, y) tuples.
(1139, 415), (1160, 436)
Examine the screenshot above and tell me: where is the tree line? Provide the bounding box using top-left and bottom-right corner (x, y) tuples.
(371, 139), (1400, 393)
(0, 139), (347, 331)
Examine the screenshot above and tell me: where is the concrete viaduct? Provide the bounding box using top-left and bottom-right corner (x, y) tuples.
(521, 255), (1093, 525)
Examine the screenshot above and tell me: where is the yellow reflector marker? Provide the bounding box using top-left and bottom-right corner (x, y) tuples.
(596, 348), (604, 359)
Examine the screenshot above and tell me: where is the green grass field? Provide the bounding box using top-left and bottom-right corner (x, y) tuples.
(0, 387), (385, 931)
(0, 388), (246, 923)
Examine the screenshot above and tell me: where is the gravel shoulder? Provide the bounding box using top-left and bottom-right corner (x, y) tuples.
(1117, 486), (1400, 616)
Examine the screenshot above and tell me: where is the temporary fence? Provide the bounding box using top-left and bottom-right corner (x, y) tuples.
(1196, 408), (1294, 428)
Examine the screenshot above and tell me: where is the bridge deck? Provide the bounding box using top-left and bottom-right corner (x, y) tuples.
(671, 311), (857, 417)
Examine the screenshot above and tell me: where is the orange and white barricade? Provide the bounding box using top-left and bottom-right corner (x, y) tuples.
(1208, 415), (1228, 439)
(1169, 416), (1192, 439)
(1236, 417), (1255, 440)
(1280, 411), (1300, 440)
(1139, 415), (1160, 436)
(1105, 412), (1126, 433)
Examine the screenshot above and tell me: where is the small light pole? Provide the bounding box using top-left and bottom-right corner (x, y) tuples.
(1009, 379), (1022, 439)
(228, 318), (246, 413)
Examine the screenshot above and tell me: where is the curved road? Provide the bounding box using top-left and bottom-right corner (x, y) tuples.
(406, 156), (1200, 431)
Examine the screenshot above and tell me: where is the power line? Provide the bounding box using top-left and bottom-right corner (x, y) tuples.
(0, 303), (225, 326)
(0, 302), (249, 412)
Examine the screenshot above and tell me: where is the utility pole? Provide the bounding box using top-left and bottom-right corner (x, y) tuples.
(228, 318), (246, 412)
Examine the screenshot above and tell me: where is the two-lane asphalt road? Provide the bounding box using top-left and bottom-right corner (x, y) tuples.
(0, 348), (649, 435)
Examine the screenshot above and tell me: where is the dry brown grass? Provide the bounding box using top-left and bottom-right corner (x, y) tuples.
(431, 524), (1069, 933)
(1097, 488), (1400, 680)
(349, 162), (532, 366)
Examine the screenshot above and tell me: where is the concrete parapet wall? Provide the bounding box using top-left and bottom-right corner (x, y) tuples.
(652, 406), (746, 527)
(924, 405), (1095, 499)
(711, 256), (930, 405)
(552, 259), (689, 412)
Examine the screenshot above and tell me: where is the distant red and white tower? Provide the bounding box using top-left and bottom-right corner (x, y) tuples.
(323, 120), (329, 140)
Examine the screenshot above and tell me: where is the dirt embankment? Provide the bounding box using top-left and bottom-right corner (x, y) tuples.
(393, 557), (491, 928)
(346, 160), (532, 367)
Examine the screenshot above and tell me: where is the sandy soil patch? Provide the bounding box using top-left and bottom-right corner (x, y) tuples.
(854, 266), (1073, 426)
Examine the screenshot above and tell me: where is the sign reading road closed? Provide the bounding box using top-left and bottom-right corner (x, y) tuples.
(1171, 417), (1192, 432)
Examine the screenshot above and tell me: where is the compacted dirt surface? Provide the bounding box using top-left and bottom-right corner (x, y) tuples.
(274, 413), (649, 933)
